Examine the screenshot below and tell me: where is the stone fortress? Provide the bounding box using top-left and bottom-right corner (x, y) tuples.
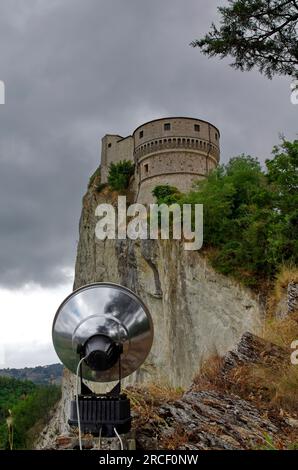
(101, 117), (220, 203)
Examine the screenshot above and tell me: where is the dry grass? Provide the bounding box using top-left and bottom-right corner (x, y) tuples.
(192, 356), (225, 392)
(263, 313), (298, 349)
(194, 355), (298, 415)
(125, 383), (183, 430)
(227, 362), (298, 413)
(126, 384), (190, 450)
(160, 428), (189, 450)
(274, 266), (298, 301)
(266, 265), (298, 315)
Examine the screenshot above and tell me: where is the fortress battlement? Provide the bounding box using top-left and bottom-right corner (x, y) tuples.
(100, 117), (220, 203)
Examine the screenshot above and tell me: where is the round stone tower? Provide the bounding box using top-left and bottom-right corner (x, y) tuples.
(133, 117), (220, 204)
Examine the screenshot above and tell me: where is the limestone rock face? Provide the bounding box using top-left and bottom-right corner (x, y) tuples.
(36, 369), (75, 449)
(37, 181), (262, 447)
(73, 185), (262, 389)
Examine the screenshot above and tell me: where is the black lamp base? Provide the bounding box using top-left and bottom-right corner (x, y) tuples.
(69, 394), (132, 438)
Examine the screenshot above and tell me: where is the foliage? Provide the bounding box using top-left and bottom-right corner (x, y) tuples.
(191, 0), (298, 78)
(0, 377), (61, 449)
(0, 377), (36, 422)
(153, 140), (298, 287)
(152, 185), (182, 204)
(108, 160), (135, 191)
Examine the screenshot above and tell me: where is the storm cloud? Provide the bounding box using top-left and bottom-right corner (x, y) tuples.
(0, 0), (297, 288)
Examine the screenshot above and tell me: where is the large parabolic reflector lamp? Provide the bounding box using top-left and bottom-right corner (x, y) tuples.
(52, 282), (154, 438)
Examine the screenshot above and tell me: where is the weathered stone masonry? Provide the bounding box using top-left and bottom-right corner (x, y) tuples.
(100, 117), (220, 203)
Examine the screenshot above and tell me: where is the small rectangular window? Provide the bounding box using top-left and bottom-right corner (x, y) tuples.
(139, 130), (144, 139)
(144, 163), (149, 174)
(194, 124), (200, 132)
(108, 143), (112, 148)
(215, 132), (218, 140)
(164, 123), (171, 131)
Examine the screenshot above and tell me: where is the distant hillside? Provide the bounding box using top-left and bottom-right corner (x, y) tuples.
(0, 364), (63, 385)
(0, 376), (61, 449)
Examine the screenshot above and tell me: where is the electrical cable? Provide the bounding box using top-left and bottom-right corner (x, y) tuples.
(76, 355), (89, 451)
(98, 427), (102, 450)
(113, 426), (124, 450)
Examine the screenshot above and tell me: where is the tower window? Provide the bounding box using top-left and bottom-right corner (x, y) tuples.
(108, 143), (112, 148)
(144, 163), (149, 174)
(164, 123), (171, 131)
(194, 124), (200, 132)
(139, 130), (144, 139)
(215, 132), (218, 140)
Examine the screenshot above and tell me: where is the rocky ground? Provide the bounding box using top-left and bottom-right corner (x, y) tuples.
(37, 330), (298, 450)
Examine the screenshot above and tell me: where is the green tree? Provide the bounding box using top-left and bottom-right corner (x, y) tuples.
(191, 0), (298, 78)
(152, 185), (182, 204)
(108, 160), (135, 191)
(265, 140), (298, 266)
(154, 143), (297, 287)
(0, 384), (61, 449)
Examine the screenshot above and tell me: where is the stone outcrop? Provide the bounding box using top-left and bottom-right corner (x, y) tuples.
(275, 280), (298, 319)
(73, 184), (262, 389)
(37, 331), (297, 450)
(288, 282), (298, 314)
(135, 389), (281, 450)
(37, 176), (264, 448)
(221, 331), (289, 374)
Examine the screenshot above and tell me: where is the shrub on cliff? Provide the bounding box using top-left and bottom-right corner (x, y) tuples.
(153, 139), (298, 287)
(108, 160), (135, 191)
(152, 185), (182, 204)
(196, 140), (297, 285)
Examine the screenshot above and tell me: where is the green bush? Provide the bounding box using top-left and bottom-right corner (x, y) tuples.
(108, 160), (134, 191)
(152, 185), (180, 201)
(152, 140), (298, 287)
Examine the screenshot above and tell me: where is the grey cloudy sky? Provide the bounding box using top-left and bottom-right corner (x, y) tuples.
(0, 0), (296, 366)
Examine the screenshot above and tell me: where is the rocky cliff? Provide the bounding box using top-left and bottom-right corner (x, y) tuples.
(73, 176), (262, 388)
(37, 170), (264, 447)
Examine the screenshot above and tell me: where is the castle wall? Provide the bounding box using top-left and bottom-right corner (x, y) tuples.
(134, 117), (219, 148)
(101, 134), (134, 183)
(137, 173), (206, 204)
(100, 117), (220, 201)
(135, 149), (216, 203)
(133, 118), (220, 204)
